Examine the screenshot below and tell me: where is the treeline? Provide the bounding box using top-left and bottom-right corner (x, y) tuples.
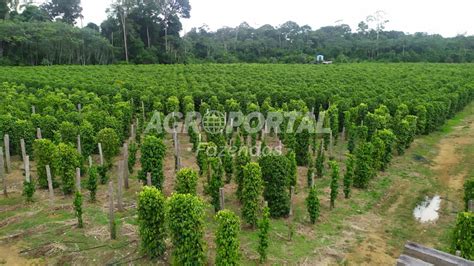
(183, 22), (474, 63)
(0, 1), (473, 65)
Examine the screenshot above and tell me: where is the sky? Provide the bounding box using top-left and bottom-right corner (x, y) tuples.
(77, 0), (473, 37)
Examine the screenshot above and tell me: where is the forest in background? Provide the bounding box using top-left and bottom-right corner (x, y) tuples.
(0, 0), (473, 65)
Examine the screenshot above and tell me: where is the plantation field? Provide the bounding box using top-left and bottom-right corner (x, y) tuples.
(0, 63), (473, 264)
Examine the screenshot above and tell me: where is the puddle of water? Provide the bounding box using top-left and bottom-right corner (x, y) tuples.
(413, 195), (441, 223)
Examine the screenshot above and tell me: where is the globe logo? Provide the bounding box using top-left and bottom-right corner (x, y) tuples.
(202, 110), (226, 134)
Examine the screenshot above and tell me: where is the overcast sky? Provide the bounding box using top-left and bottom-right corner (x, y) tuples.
(79, 0), (473, 37)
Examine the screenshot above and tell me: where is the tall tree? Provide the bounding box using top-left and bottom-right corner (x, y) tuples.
(41, 0), (83, 25)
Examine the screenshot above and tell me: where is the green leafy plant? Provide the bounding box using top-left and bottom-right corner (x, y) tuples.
(257, 205), (270, 263)
(306, 185), (320, 224)
(33, 139), (57, 189)
(167, 194), (206, 265)
(450, 212), (473, 260)
(259, 154), (290, 218)
(175, 168), (198, 195)
(242, 162), (263, 227)
(215, 210), (241, 265)
(139, 135), (166, 189)
(23, 180), (35, 202)
(86, 167), (98, 202)
(73, 191), (84, 228)
(464, 178), (474, 211)
(208, 157), (224, 212)
(96, 128), (120, 166)
(315, 140), (325, 179)
(235, 146), (251, 201)
(343, 154), (354, 199)
(329, 160), (340, 209)
(137, 186), (166, 258)
(54, 143), (80, 195)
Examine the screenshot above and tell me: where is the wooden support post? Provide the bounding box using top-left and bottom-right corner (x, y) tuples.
(469, 200), (474, 212)
(0, 148), (6, 197)
(136, 117), (139, 131)
(198, 133), (202, 143)
(117, 160), (124, 211)
(173, 129), (181, 171)
(88, 156), (93, 168)
(77, 103), (82, 112)
(130, 124), (136, 141)
(98, 143), (104, 166)
(289, 186), (295, 216)
(46, 165), (54, 199)
(219, 187), (225, 210)
(123, 143), (129, 189)
(76, 168), (81, 192)
(4, 135), (10, 173)
(108, 181), (116, 240)
(36, 128), (42, 139)
(146, 172), (152, 186)
(31, 105), (36, 114)
(77, 135), (81, 155)
(20, 138), (26, 163)
(311, 174), (315, 187)
(24, 155), (30, 182)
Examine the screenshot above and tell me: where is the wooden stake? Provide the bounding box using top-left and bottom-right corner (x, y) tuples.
(76, 168), (81, 192)
(289, 186), (295, 216)
(123, 143), (129, 189)
(108, 181), (116, 240)
(36, 128), (42, 139)
(173, 129), (181, 171)
(469, 200), (474, 212)
(219, 187), (225, 210)
(146, 172), (152, 186)
(31, 105), (36, 114)
(77, 103), (82, 112)
(4, 135), (10, 173)
(117, 160), (124, 211)
(130, 124), (136, 140)
(98, 143), (104, 166)
(24, 155), (30, 182)
(77, 135), (81, 155)
(20, 138), (26, 163)
(46, 165), (54, 199)
(0, 148), (6, 197)
(88, 156), (93, 168)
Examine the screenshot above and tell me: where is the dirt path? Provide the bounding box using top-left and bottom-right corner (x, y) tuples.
(344, 105), (474, 265)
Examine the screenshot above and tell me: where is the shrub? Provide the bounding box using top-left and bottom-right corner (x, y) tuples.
(235, 146), (251, 201)
(139, 135), (166, 189)
(242, 162), (263, 227)
(354, 142), (373, 189)
(175, 168), (198, 195)
(222, 148), (234, 183)
(343, 154), (354, 199)
(167, 194), (206, 265)
(208, 157), (224, 212)
(128, 142), (138, 174)
(374, 129), (396, 171)
(257, 205), (270, 263)
(329, 161), (340, 209)
(33, 139), (57, 189)
(137, 186), (166, 258)
(306, 185), (320, 224)
(259, 154), (290, 218)
(215, 210), (241, 265)
(96, 128), (120, 166)
(307, 160), (314, 187)
(451, 212), (473, 260)
(464, 178), (474, 211)
(23, 180), (35, 202)
(86, 167), (98, 202)
(97, 165), (109, 184)
(55, 143), (80, 195)
(73, 191), (83, 228)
